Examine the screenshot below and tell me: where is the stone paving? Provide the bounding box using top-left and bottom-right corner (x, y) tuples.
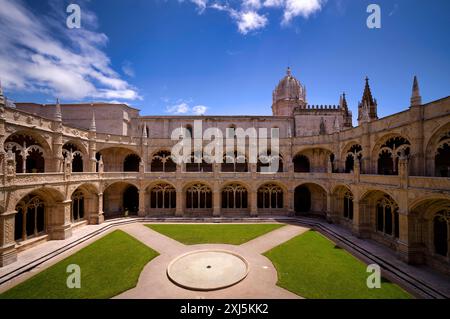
(1, 217), (449, 299)
(115, 223), (308, 299)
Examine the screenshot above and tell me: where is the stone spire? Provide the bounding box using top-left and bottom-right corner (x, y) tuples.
(54, 98), (62, 122)
(340, 92), (349, 111)
(358, 77), (378, 125)
(89, 105), (96, 132)
(361, 77), (374, 106)
(142, 123), (148, 138)
(410, 75), (422, 107)
(340, 92), (353, 129)
(286, 66), (292, 77)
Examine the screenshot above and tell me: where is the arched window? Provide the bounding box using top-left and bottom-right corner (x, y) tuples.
(71, 190), (85, 222)
(63, 143), (84, 173)
(222, 184), (248, 209)
(376, 195), (399, 238)
(343, 191), (354, 220)
(257, 151), (283, 173)
(15, 195), (45, 241)
(221, 152), (248, 172)
(257, 184), (283, 209)
(5, 134), (45, 173)
(435, 139), (450, 177)
(151, 151), (176, 172)
(377, 137), (410, 175)
(293, 155), (310, 173)
(123, 154), (141, 172)
(150, 183), (176, 209)
(433, 210), (449, 257)
(186, 153), (213, 172)
(345, 144), (362, 173)
(186, 184), (212, 209)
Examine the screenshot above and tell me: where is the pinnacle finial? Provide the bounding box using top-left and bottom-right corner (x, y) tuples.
(142, 123), (148, 138)
(54, 98), (62, 121)
(362, 76), (374, 106)
(411, 75), (422, 107)
(90, 104), (96, 132)
(287, 67), (292, 76)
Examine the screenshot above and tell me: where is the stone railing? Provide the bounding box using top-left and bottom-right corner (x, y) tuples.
(1, 171), (450, 194)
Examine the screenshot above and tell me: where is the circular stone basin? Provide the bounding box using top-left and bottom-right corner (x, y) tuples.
(167, 250), (249, 291)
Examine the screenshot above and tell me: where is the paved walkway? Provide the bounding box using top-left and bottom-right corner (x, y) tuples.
(1, 217), (449, 298)
(115, 223), (308, 299)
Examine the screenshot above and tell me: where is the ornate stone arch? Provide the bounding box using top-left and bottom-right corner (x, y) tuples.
(425, 123), (450, 176)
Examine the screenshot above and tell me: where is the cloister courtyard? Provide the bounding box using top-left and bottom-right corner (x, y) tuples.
(0, 218), (449, 299)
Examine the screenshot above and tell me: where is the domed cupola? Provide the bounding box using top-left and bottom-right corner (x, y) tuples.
(272, 67), (306, 116)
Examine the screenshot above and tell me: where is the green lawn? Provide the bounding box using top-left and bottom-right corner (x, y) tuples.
(264, 230), (412, 299)
(147, 223), (285, 245)
(0, 230), (158, 299)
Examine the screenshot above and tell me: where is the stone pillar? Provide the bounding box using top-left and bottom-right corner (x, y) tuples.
(213, 183), (221, 217)
(396, 201), (424, 264)
(0, 211), (17, 267)
(52, 124), (64, 173)
(361, 123), (371, 174)
(250, 189), (258, 217)
(175, 189), (183, 217)
(398, 155), (409, 189)
(352, 200), (370, 238)
(88, 134), (97, 173)
(138, 189), (146, 217)
(286, 189), (295, 216)
(89, 193), (104, 225)
(325, 192), (332, 222)
(48, 200), (72, 240)
(353, 158), (360, 183)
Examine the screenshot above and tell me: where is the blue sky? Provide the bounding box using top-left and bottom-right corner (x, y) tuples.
(0, 0), (449, 120)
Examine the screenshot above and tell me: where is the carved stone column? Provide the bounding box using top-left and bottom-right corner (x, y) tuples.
(213, 183), (221, 217)
(352, 200), (370, 238)
(52, 123), (64, 173)
(250, 189), (258, 217)
(48, 200), (72, 240)
(89, 193), (104, 225)
(138, 189), (146, 217)
(175, 188), (183, 217)
(0, 211), (17, 267)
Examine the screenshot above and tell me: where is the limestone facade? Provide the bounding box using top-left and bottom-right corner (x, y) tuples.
(0, 69), (449, 276)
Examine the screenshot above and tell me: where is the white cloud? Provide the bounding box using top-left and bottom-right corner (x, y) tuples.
(167, 102), (190, 114)
(0, 0), (140, 101)
(243, 0), (262, 10)
(235, 11), (268, 34)
(190, 0), (325, 33)
(282, 0), (324, 24)
(166, 101), (208, 115)
(193, 105), (208, 115)
(122, 61), (135, 77)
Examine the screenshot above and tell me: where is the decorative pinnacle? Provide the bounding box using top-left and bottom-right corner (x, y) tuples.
(142, 123), (148, 138)
(410, 75), (422, 106)
(54, 98), (62, 121)
(287, 67), (292, 77)
(90, 104), (96, 132)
